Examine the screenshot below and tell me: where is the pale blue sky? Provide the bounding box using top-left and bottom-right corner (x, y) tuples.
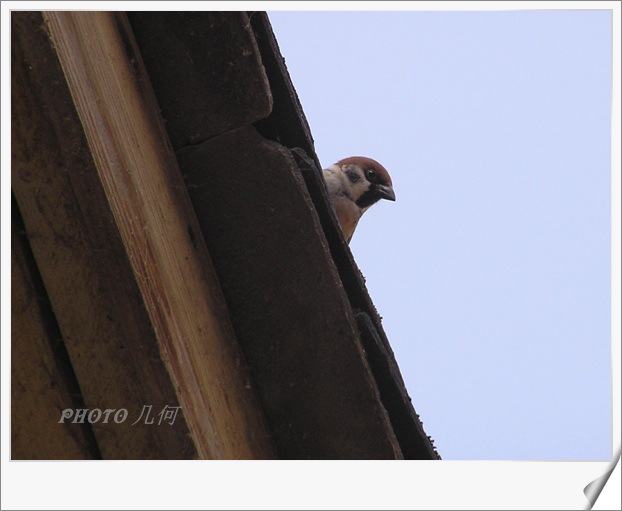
(268, 10), (612, 460)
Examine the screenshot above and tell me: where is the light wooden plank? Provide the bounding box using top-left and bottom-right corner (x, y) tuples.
(12, 10), (198, 459)
(42, 11), (276, 460)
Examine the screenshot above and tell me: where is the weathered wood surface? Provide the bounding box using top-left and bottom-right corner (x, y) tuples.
(11, 208), (99, 460)
(177, 126), (403, 459)
(11, 11), (275, 459)
(128, 11), (272, 149)
(249, 12), (320, 170)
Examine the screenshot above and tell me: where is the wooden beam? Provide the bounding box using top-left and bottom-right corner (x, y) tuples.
(11, 207), (99, 460)
(12, 11), (275, 459)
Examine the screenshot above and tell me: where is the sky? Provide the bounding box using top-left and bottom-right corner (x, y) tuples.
(268, 9), (613, 461)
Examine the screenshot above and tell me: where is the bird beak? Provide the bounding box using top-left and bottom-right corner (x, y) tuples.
(376, 184), (396, 201)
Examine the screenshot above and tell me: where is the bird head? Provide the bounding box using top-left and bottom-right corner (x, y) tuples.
(335, 156), (396, 211)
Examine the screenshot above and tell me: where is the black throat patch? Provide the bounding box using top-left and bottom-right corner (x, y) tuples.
(355, 186), (382, 210)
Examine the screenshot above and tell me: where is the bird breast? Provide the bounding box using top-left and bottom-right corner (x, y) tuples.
(322, 166), (363, 241)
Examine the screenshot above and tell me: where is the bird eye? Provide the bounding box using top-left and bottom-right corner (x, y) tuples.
(365, 168), (377, 182)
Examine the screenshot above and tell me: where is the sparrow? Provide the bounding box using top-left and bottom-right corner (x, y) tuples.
(322, 156), (396, 243)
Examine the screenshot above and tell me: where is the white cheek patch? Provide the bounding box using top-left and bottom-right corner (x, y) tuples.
(342, 165), (371, 201)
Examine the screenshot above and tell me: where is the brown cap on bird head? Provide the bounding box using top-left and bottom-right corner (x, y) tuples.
(336, 156), (393, 188)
